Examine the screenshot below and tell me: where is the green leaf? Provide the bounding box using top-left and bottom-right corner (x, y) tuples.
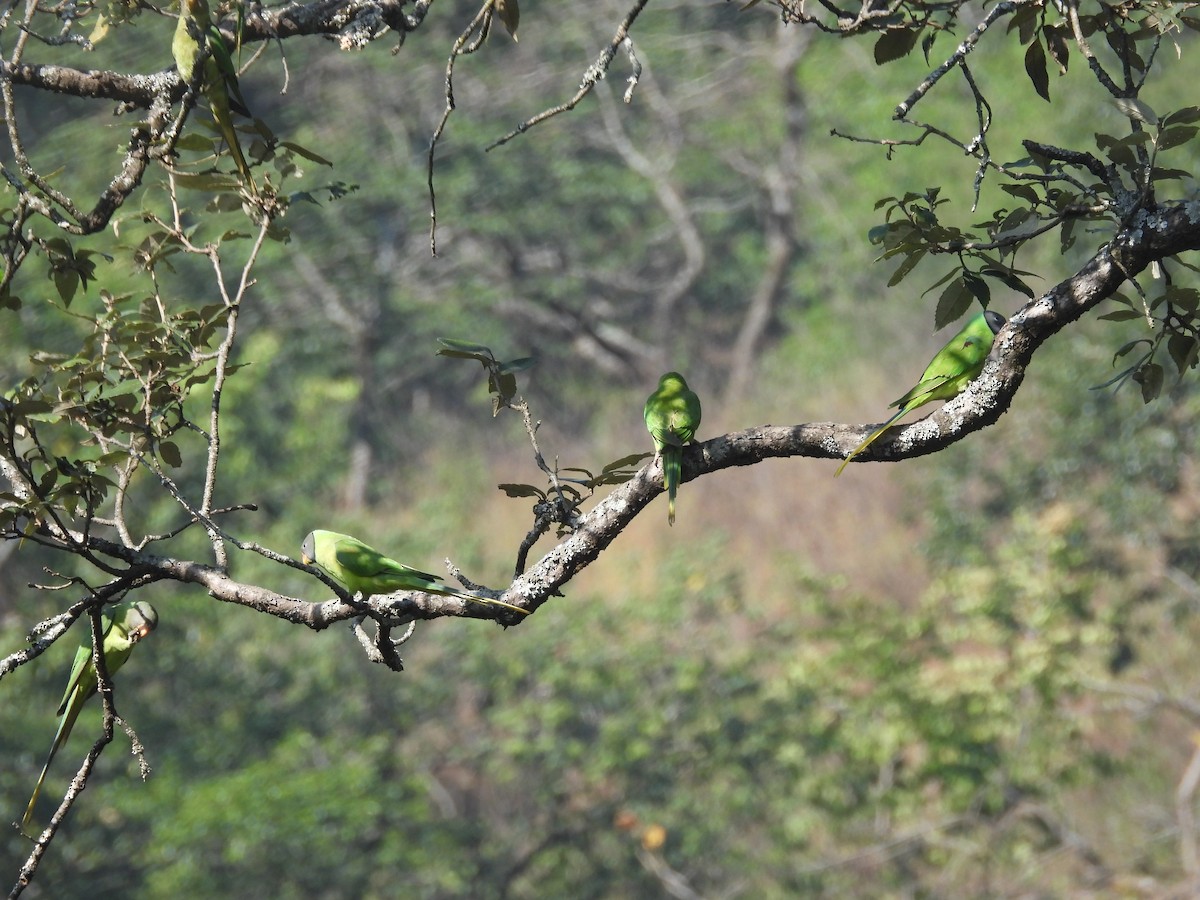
(437, 337), (495, 356)
(1113, 339), (1151, 362)
(980, 266), (1036, 299)
(489, 372), (518, 415)
(53, 268), (79, 306)
(1096, 132), (1136, 166)
(1106, 31), (1146, 73)
(920, 31), (936, 65)
(602, 452), (651, 473)
(1165, 287), (1200, 312)
(1044, 22), (1069, 72)
(498, 356), (537, 375)
(962, 272), (991, 307)
(158, 441), (183, 468)
(886, 249), (926, 287)
(934, 277), (973, 331)
(999, 183), (1040, 204)
(1163, 106), (1200, 126)
(493, 371), (517, 398)
(96, 379), (144, 399)
(280, 141), (334, 167)
(874, 28), (919, 65)
(1168, 333), (1199, 374)
(435, 348), (490, 362)
(1134, 362), (1163, 402)
(38, 468), (59, 493)
(11, 398), (51, 416)
(495, 0), (519, 40)
(590, 472), (638, 487)
(1060, 217), (1077, 253)
(1113, 97), (1158, 126)
(176, 133), (218, 152)
(1096, 309), (1143, 322)
(1024, 39), (1050, 102)
(1157, 125), (1198, 152)
(921, 267), (961, 296)
(497, 483), (545, 499)
(1150, 167), (1193, 182)
(1006, 3), (1038, 42)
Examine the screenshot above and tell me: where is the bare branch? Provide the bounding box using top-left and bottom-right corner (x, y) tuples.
(893, 0), (1025, 120)
(485, 0), (652, 151)
(427, 0), (492, 255)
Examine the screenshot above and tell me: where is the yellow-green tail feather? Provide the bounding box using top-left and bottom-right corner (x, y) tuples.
(664, 445), (681, 526)
(834, 406), (909, 477)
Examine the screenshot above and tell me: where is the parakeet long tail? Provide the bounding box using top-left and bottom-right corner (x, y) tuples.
(834, 405), (910, 477)
(21, 694), (84, 834)
(664, 445), (682, 526)
(210, 91), (254, 193)
(440, 588), (529, 616)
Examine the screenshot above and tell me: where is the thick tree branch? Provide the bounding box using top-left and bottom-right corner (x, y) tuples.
(828, 201), (1200, 467)
(501, 201), (1200, 612)
(1, 62), (173, 104)
(5, 204), (1198, 627)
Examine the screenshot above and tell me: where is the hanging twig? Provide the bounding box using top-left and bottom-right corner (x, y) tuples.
(485, 0), (651, 151)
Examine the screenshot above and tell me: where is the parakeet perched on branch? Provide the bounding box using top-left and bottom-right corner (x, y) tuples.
(643, 372), (702, 525)
(301, 530), (528, 616)
(835, 310), (1005, 476)
(22, 600), (158, 835)
(173, 0), (256, 192)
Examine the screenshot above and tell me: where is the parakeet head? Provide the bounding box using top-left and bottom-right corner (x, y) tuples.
(983, 310), (1006, 334)
(657, 372), (689, 392)
(300, 531), (320, 566)
(126, 600), (158, 643)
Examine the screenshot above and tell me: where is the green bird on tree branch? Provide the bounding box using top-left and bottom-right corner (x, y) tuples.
(644, 372), (702, 526)
(22, 600), (158, 836)
(172, 0), (256, 193)
(301, 530), (528, 616)
(836, 310), (1006, 476)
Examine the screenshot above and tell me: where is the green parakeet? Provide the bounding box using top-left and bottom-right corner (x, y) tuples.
(172, 0), (256, 193)
(643, 372), (702, 525)
(301, 530), (528, 616)
(835, 310), (1005, 476)
(21, 600), (158, 834)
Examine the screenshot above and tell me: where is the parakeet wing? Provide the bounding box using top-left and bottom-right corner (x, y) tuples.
(835, 311), (1005, 476)
(331, 535), (439, 585)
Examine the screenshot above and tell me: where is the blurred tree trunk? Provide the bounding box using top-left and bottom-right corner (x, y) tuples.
(723, 24), (809, 408)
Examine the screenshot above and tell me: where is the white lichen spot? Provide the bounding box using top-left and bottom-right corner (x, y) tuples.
(900, 417), (942, 448)
(339, 30), (374, 50)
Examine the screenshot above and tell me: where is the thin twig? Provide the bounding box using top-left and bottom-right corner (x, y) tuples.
(485, 0), (652, 151)
(894, 1), (1024, 120)
(426, 1), (492, 256)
